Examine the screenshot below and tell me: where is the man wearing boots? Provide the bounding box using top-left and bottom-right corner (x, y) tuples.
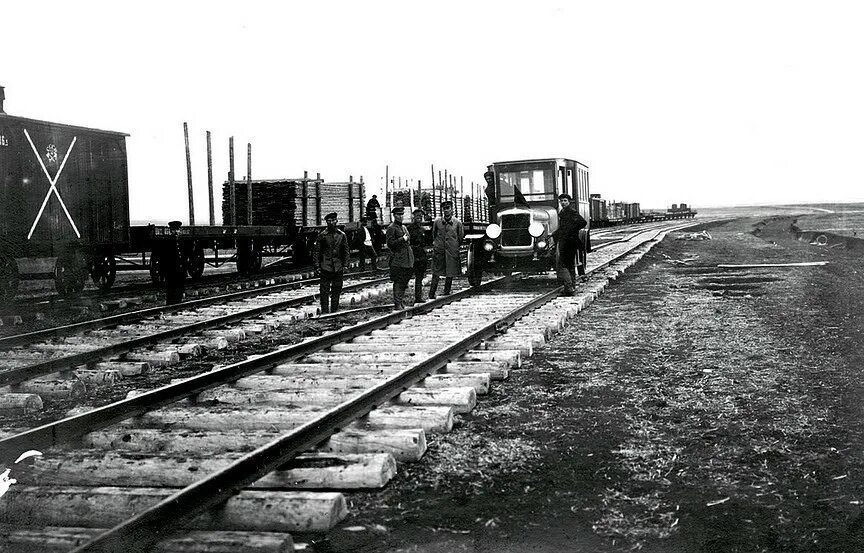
(358, 216), (379, 271)
(314, 212), (349, 314)
(386, 206), (414, 310)
(429, 200), (464, 299)
(407, 207), (429, 303)
(553, 193), (588, 295)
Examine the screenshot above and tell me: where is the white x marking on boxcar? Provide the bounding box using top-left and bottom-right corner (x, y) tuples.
(24, 129), (80, 239)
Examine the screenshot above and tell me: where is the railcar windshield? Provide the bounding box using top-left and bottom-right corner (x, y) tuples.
(496, 162), (556, 203)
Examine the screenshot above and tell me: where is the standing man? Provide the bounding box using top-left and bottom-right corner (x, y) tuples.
(314, 212), (349, 314)
(386, 206), (414, 310)
(553, 193), (588, 295)
(358, 216), (379, 271)
(366, 194), (381, 219)
(164, 220), (186, 305)
(429, 200), (464, 299)
(407, 207), (428, 303)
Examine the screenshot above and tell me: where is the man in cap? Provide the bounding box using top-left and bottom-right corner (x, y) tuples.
(366, 194), (381, 218)
(163, 220), (186, 305)
(553, 193), (588, 295)
(429, 200), (464, 298)
(314, 212), (349, 313)
(385, 206), (414, 310)
(407, 207), (429, 303)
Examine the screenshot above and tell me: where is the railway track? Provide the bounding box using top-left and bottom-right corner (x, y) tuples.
(0, 274), (397, 414)
(0, 220), (703, 553)
(0, 252), (389, 330)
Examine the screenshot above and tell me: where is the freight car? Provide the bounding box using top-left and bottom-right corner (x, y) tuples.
(0, 96), (130, 299)
(465, 158), (590, 286)
(0, 89), (366, 299)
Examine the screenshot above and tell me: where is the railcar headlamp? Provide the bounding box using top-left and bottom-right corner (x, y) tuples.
(528, 222), (544, 237)
(486, 223), (502, 239)
(536, 240), (547, 249)
(483, 241), (495, 252)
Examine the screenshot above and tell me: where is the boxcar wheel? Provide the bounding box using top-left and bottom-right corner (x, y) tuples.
(0, 256), (19, 302)
(89, 253), (116, 291)
(55, 251), (87, 296)
(150, 251), (165, 284)
(186, 243), (205, 280)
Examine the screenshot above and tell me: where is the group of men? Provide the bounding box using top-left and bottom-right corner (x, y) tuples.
(313, 199), (464, 313)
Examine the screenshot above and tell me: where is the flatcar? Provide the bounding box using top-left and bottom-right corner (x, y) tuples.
(465, 158), (590, 286)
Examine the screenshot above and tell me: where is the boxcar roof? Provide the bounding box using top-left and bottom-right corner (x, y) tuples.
(0, 113), (129, 137)
(491, 158), (589, 169)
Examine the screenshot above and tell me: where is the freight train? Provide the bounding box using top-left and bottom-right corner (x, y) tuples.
(0, 90), (369, 300)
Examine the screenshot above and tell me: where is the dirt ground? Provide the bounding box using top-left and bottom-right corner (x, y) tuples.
(317, 215), (864, 553)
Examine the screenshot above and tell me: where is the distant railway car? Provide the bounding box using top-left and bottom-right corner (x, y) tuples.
(589, 193), (608, 226)
(466, 158), (589, 286)
(625, 202), (641, 220)
(0, 102), (130, 299)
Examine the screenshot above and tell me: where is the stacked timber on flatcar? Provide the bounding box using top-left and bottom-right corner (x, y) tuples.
(221, 178), (363, 227)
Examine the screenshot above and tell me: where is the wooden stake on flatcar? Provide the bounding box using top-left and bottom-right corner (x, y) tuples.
(246, 143), (252, 225)
(229, 137), (236, 226)
(385, 165), (389, 207)
(183, 123), (195, 226)
(206, 131), (214, 226)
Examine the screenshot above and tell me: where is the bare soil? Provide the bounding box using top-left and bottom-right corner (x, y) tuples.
(319, 215), (864, 553)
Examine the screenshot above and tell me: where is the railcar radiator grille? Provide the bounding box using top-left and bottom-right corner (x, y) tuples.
(500, 214), (532, 246)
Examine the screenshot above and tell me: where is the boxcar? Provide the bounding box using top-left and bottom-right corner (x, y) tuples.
(0, 111), (130, 298)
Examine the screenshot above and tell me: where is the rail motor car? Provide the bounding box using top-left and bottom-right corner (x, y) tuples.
(466, 158), (590, 286)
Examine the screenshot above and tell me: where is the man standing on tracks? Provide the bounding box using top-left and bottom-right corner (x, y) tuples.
(314, 212), (349, 314)
(358, 216), (379, 271)
(386, 206), (414, 310)
(407, 207), (429, 303)
(164, 220), (186, 305)
(553, 193), (588, 295)
(429, 200), (464, 299)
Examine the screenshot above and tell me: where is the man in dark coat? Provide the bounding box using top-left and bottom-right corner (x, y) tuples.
(429, 200), (464, 298)
(407, 207), (428, 303)
(314, 212), (349, 313)
(386, 207), (414, 310)
(553, 193), (588, 294)
(163, 220), (186, 305)
(366, 194), (381, 218)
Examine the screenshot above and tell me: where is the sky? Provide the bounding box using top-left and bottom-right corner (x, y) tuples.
(3, 0), (863, 223)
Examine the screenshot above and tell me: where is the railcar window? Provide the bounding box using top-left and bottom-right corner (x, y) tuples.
(496, 162), (556, 202)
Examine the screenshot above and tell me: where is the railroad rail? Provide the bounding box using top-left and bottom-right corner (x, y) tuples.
(0, 274), (393, 395)
(0, 220), (705, 553)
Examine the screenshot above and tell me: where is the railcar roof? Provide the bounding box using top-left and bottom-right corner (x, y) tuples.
(0, 113), (129, 137)
(491, 158), (589, 168)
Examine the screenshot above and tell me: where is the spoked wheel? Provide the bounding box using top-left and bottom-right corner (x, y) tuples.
(55, 250), (87, 296)
(186, 242), (205, 280)
(89, 252), (116, 291)
(149, 250), (165, 284)
(0, 256), (20, 303)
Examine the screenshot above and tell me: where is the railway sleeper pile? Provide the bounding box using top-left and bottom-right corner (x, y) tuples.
(0, 234), (666, 552)
(0, 279), (397, 413)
